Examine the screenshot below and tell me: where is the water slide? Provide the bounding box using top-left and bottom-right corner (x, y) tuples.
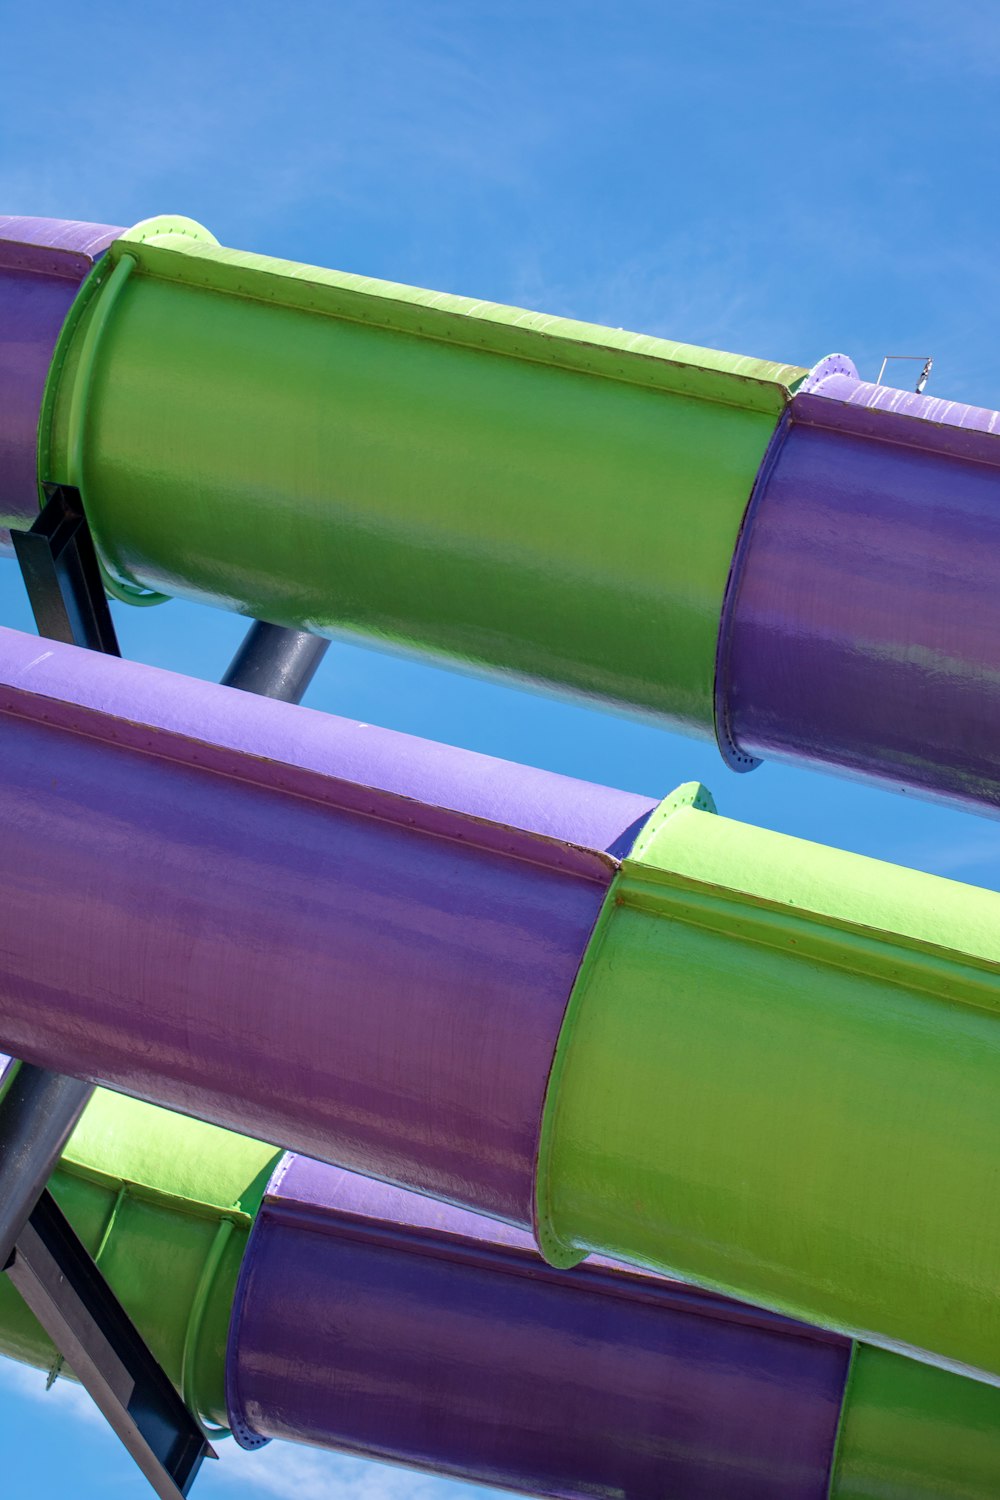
(3, 212), (1000, 1497)
(1, 625), (997, 1393)
(2, 215), (999, 814)
(2, 1060), (998, 1500)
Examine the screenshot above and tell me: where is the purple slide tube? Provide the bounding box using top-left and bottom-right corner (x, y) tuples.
(718, 356), (1000, 813)
(226, 1155), (849, 1500)
(0, 625), (653, 1227)
(0, 217), (121, 551)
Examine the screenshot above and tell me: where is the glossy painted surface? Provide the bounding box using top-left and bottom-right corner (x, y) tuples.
(228, 1155), (850, 1498)
(10, 216), (1000, 816)
(830, 1345), (1000, 1498)
(0, 216), (120, 551)
(0, 1079), (279, 1428)
(719, 355), (1000, 812)
(3, 1092), (999, 1495)
(38, 219), (803, 735)
(0, 624), (653, 1225)
(537, 788), (1000, 1382)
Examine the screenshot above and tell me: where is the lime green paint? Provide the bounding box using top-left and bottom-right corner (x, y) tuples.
(536, 784), (1000, 1382)
(39, 219), (805, 735)
(832, 1345), (1000, 1498)
(66, 255), (135, 494)
(1, 1071), (998, 1491)
(0, 1086), (280, 1429)
(62, 251), (169, 607)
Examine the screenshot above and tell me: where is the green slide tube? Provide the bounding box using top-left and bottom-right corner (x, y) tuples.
(536, 785), (1000, 1386)
(831, 1345), (1000, 1498)
(0, 1067), (998, 1495)
(38, 217), (804, 736)
(0, 1064), (280, 1430)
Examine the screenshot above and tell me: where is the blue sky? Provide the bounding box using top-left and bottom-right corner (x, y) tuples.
(2, 1), (1000, 1495)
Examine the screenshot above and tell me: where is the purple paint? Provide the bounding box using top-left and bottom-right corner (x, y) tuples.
(718, 357), (1000, 813)
(0, 217), (121, 551)
(227, 1155), (850, 1498)
(0, 626), (654, 1226)
(802, 355), (1000, 449)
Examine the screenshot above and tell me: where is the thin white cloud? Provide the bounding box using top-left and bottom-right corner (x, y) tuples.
(0, 1), (557, 231)
(0, 1358), (106, 1432)
(0, 1357), (491, 1500)
(209, 1440), (465, 1500)
(508, 225), (811, 369)
(880, 0), (1000, 77)
(893, 834), (1000, 883)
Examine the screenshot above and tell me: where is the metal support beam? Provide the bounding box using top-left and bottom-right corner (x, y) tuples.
(0, 1066), (93, 1268)
(10, 484), (120, 654)
(222, 619), (328, 701)
(6, 1191), (214, 1498)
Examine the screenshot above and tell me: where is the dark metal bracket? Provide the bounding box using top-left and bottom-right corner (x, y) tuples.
(5, 1191), (214, 1498)
(0, 1063), (94, 1269)
(10, 484), (120, 654)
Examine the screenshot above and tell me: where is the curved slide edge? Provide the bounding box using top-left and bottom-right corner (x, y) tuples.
(536, 787), (1000, 1383)
(0, 216), (122, 548)
(0, 633), (999, 1379)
